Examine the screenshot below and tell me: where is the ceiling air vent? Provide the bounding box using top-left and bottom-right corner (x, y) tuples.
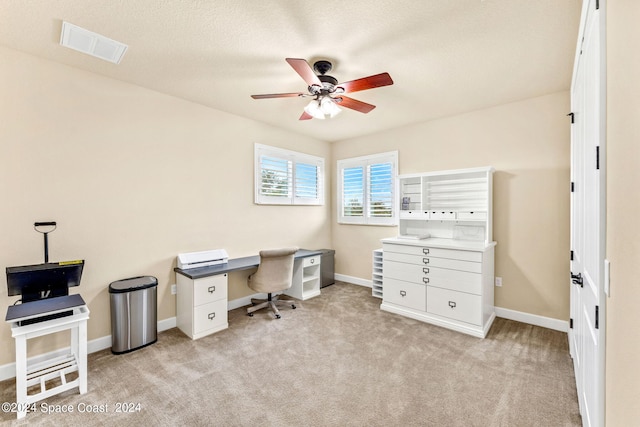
(59, 21), (127, 64)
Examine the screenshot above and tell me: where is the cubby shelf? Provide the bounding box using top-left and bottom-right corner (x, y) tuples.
(398, 166), (494, 244)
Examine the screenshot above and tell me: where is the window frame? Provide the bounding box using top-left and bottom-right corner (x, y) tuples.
(254, 144), (325, 206)
(337, 151), (398, 226)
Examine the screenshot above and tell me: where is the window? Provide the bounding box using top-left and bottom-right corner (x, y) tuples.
(255, 144), (324, 205)
(337, 151), (398, 225)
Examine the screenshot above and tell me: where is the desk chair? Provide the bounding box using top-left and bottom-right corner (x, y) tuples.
(247, 247), (298, 319)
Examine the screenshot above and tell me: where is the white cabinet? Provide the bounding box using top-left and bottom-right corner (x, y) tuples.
(177, 273), (228, 340)
(382, 166), (496, 338)
(285, 255), (321, 300)
(372, 249), (383, 298)
(381, 240), (495, 338)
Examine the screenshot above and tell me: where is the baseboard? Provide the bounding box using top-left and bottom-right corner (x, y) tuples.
(335, 273), (371, 288)
(0, 317), (178, 382)
(495, 307), (568, 333)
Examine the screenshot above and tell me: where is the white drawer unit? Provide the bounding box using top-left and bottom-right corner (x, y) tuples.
(380, 239), (495, 338)
(177, 273), (229, 340)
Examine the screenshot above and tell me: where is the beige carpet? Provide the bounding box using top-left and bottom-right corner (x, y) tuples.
(0, 282), (581, 426)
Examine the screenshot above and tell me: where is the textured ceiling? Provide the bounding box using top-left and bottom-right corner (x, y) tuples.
(0, 0), (581, 142)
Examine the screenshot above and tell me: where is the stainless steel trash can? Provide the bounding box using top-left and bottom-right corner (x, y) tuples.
(109, 276), (157, 354)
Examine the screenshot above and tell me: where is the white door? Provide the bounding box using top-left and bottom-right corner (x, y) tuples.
(569, 1), (606, 426)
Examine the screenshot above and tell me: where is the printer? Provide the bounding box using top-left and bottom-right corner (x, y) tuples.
(177, 249), (229, 270)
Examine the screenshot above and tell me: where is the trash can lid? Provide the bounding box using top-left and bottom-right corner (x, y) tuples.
(109, 276), (158, 293)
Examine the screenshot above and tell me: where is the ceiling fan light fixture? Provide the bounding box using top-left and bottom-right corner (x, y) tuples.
(304, 99), (325, 120)
(304, 96), (341, 120)
(321, 96), (341, 118)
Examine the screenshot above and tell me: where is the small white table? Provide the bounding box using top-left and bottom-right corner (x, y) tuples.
(5, 295), (90, 419)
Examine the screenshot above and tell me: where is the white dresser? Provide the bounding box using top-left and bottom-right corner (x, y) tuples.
(381, 239), (495, 338)
(381, 166), (496, 338)
(176, 273), (228, 340)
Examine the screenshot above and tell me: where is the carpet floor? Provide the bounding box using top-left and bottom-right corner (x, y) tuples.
(0, 282), (582, 426)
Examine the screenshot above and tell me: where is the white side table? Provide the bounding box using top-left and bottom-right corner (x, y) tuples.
(5, 295), (90, 419)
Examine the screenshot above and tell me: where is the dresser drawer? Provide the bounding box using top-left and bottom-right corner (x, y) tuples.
(427, 287), (481, 326)
(383, 278), (426, 311)
(384, 251), (482, 273)
(383, 261), (482, 294)
(383, 243), (482, 262)
(193, 274), (227, 306)
(193, 299), (228, 334)
(303, 255), (320, 268)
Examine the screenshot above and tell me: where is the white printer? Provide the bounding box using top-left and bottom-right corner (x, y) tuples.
(176, 249), (229, 270)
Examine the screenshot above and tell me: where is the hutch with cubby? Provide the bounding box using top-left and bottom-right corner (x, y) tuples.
(381, 166), (496, 338)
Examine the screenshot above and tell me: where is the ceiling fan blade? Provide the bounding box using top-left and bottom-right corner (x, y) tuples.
(299, 111), (313, 120)
(251, 93), (304, 99)
(336, 96), (376, 114)
(337, 72), (393, 94)
(286, 58), (322, 87)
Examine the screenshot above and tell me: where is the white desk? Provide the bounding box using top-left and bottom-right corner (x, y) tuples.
(5, 295), (89, 419)
(174, 249), (322, 340)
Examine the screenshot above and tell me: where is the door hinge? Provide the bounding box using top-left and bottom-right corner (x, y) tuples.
(567, 112), (575, 123)
(570, 250), (574, 261)
(595, 305), (599, 329)
(570, 318), (574, 329)
(570, 182), (575, 193)
(596, 146), (600, 169)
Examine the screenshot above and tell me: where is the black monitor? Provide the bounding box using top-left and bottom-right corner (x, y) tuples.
(6, 260), (84, 303)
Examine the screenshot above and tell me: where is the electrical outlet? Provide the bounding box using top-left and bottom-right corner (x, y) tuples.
(495, 277), (502, 287)
(171, 284), (177, 295)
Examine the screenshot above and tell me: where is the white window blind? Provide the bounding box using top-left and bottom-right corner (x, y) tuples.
(342, 166), (364, 218)
(255, 144), (324, 205)
(337, 151), (398, 225)
(368, 162), (393, 218)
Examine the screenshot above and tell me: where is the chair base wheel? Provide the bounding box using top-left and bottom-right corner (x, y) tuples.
(292, 305), (296, 309)
(248, 313), (254, 317)
(275, 314), (281, 319)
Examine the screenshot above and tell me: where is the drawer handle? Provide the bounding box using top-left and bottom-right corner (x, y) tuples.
(208, 285), (216, 293)
(423, 248), (430, 255)
(423, 258), (430, 264)
(208, 312), (216, 320)
(423, 277), (429, 284)
(448, 301), (456, 309)
(400, 290), (407, 297)
(310, 258), (315, 264)
(423, 267), (429, 274)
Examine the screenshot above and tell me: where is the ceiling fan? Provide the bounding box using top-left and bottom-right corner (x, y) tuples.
(251, 58), (394, 120)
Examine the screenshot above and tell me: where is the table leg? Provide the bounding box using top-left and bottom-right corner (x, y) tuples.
(78, 320), (87, 394)
(15, 335), (27, 420)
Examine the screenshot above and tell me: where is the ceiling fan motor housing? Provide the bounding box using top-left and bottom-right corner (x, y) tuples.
(313, 60), (333, 75)
(309, 60), (339, 95)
